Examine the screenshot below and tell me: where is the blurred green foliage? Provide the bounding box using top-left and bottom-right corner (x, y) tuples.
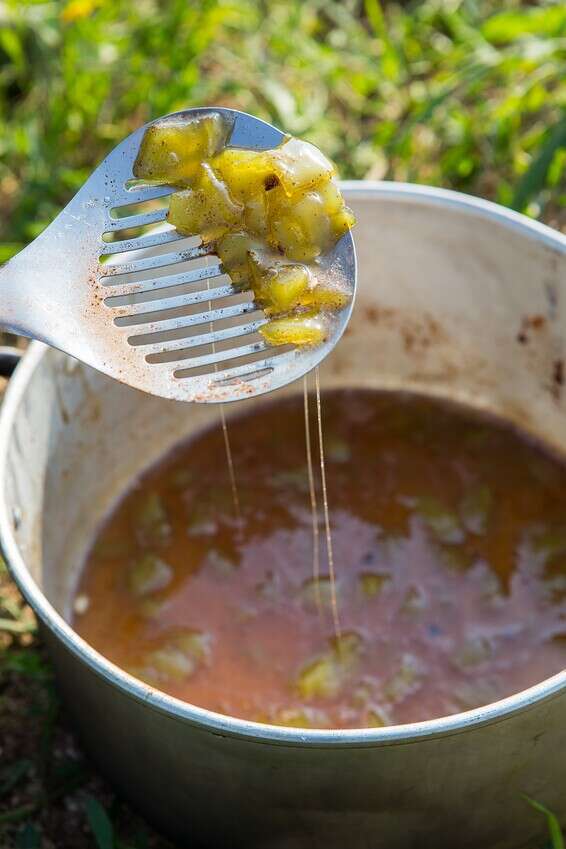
(0, 0), (564, 260)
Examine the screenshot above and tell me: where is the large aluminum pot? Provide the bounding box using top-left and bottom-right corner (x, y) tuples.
(1, 183), (565, 848)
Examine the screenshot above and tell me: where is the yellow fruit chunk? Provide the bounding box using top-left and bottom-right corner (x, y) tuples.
(300, 281), (351, 310)
(211, 148), (274, 237)
(142, 629), (211, 683)
(243, 192), (269, 238)
(167, 163), (243, 241)
(269, 137), (335, 196)
(296, 631), (362, 700)
(296, 654), (342, 699)
(267, 184), (354, 261)
(211, 148), (275, 203)
(133, 113), (230, 185)
(359, 571), (389, 599)
(216, 232), (255, 285)
(260, 313), (327, 347)
(247, 252), (311, 314)
(128, 553), (173, 598)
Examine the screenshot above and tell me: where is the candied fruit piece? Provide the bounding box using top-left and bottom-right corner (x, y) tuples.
(330, 205), (356, 241)
(300, 281), (351, 311)
(296, 654), (341, 699)
(143, 629), (211, 682)
(128, 553), (173, 597)
(133, 113), (230, 185)
(247, 252), (311, 314)
(300, 576), (338, 611)
(260, 313), (327, 347)
(269, 137), (335, 196)
(331, 631), (363, 666)
(146, 646), (194, 681)
(365, 706), (391, 727)
(359, 571), (389, 599)
(267, 188), (330, 261)
(216, 232), (255, 285)
(167, 163), (243, 241)
(383, 654), (424, 703)
(296, 631), (362, 700)
(243, 192), (269, 238)
(135, 492), (171, 546)
(211, 147), (275, 203)
(453, 635), (493, 669)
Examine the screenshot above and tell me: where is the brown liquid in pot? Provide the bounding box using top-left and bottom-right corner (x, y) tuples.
(74, 390), (566, 728)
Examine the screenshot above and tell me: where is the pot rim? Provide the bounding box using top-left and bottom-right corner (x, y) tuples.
(1, 181), (565, 748)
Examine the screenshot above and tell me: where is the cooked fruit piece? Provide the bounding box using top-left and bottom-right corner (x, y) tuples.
(260, 313), (327, 347)
(359, 571), (389, 599)
(216, 232), (256, 285)
(267, 184), (354, 261)
(267, 188), (326, 261)
(383, 654), (423, 703)
(128, 553), (173, 598)
(300, 281), (351, 310)
(296, 631), (362, 699)
(143, 629), (211, 683)
(211, 148), (275, 203)
(133, 113), (229, 184)
(168, 163), (243, 240)
(247, 251), (311, 314)
(331, 631), (362, 665)
(269, 137), (335, 196)
(135, 492), (171, 546)
(296, 654), (341, 699)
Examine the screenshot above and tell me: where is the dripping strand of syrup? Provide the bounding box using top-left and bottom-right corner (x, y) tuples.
(314, 367), (341, 639)
(206, 277), (241, 527)
(303, 375), (322, 616)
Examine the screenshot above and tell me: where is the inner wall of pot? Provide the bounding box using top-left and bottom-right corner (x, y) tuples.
(4, 190), (566, 617)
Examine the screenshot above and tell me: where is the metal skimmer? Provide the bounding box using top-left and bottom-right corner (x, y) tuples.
(0, 108), (356, 403)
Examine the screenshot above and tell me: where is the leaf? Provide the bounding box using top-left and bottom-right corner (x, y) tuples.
(84, 795), (114, 849)
(16, 822), (41, 849)
(0, 27), (25, 69)
(524, 796), (565, 849)
(512, 115), (566, 212)
(483, 7), (566, 44)
(0, 759), (32, 799)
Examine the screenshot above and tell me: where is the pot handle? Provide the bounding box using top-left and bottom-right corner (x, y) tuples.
(0, 346), (22, 379)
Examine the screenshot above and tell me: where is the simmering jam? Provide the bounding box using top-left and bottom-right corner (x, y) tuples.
(74, 390), (566, 728)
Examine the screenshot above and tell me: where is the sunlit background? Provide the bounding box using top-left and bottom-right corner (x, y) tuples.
(0, 0), (565, 266)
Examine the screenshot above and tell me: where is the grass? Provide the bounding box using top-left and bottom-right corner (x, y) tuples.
(0, 0), (565, 845)
(0, 0), (565, 264)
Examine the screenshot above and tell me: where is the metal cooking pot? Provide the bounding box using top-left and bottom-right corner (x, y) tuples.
(1, 183), (565, 849)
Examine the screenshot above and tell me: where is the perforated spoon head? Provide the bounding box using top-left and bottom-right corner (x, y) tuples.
(0, 108), (356, 403)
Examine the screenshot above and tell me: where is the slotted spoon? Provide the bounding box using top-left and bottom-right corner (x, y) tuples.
(0, 108), (356, 403)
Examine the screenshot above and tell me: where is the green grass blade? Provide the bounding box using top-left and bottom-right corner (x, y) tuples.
(524, 796), (565, 849)
(512, 114), (566, 212)
(84, 794), (115, 849)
